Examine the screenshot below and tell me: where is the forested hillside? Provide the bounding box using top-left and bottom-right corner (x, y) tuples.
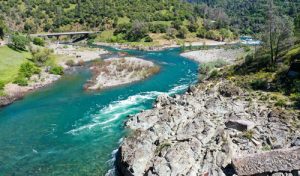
(0, 0), (299, 42)
(0, 0), (194, 33)
(188, 0), (300, 34)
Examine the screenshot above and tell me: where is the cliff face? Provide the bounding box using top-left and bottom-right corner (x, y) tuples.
(116, 80), (300, 176)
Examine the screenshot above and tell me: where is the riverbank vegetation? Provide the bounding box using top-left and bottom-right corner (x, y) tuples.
(0, 0), (238, 46)
(201, 10), (300, 110)
(0, 36), (66, 90)
(0, 46), (30, 83)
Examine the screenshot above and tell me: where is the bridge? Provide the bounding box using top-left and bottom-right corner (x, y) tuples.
(30, 31), (99, 43)
(30, 31), (99, 38)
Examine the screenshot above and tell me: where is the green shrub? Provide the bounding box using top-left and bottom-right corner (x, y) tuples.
(66, 60), (75, 66)
(10, 35), (29, 50)
(177, 26), (188, 39)
(19, 62), (41, 78)
(49, 66), (64, 75)
(290, 93), (300, 101)
(87, 39), (94, 45)
(251, 79), (268, 90)
(165, 27), (177, 39)
(144, 35), (153, 42)
(199, 63), (214, 75)
(31, 48), (52, 66)
(199, 59), (227, 75)
(243, 46), (251, 52)
(0, 81), (5, 90)
(13, 76), (28, 86)
(275, 99), (286, 107)
(196, 28), (207, 38)
(209, 69), (218, 78)
(243, 130), (254, 140)
(33, 37), (45, 46)
(206, 30), (221, 41)
(149, 23), (168, 33)
(214, 59), (228, 68)
(188, 22), (199, 32)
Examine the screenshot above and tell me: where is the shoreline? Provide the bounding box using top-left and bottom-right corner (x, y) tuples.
(180, 48), (245, 64)
(0, 44), (109, 108)
(95, 39), (239, 51)
(0, 42), (241, 108)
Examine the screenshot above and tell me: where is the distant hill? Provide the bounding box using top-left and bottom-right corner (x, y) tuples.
(0, 0), (299, 37)
(0, 0), (194, 33)
(186, 0), (300, 34)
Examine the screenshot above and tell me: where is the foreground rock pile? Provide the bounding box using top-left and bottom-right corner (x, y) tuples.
(117, 80), (300, 176)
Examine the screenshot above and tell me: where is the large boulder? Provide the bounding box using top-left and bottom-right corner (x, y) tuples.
(225, 119), (255, 131)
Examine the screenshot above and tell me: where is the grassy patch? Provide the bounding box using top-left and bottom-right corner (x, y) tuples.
(95, 30), (115, 42)
(51, 54), (75, 65)
(0, 46), (31, 83)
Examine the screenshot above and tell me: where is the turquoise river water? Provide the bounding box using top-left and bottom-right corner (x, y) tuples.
(0, 47), (198, 175)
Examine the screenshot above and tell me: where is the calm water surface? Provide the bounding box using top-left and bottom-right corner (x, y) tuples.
(0, 47), (198, 175)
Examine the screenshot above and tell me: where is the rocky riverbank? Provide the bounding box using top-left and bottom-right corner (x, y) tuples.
(49, 44), (109, 68)
(116, 80), (300, 175)
(181, 48), (245, 64)
(85, 57), (160, 90)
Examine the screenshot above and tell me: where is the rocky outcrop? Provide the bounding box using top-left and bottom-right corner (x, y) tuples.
(232, 147), (300, 175)
(0, 94), (23, 107)
(117, 81), (300, 176)
(85, 57), (159, 90)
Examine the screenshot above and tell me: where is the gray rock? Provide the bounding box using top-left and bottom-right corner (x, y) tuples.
(292, 137), (300, 147)
(232, 147), (300, 175)
(116, 81), (299, 176)
(156, 94), (171, 107)
(225, 119), (255, 131)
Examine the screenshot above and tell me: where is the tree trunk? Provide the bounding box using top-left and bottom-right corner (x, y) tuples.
(274, 36), (281, 63)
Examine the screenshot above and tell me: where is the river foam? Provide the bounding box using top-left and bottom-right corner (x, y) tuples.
(67, 83), (190, 135)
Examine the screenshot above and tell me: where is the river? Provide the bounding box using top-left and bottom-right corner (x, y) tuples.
(0, 46), (198, 175)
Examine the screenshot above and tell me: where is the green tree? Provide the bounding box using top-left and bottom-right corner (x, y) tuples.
(126, 21), (148, 42)
(177, 26), (188, 39)
(263, 0), (294, 65)
(0, 19), (7, 40)
(166, 28), (177, 39)
(33, 37), (45, 46)
(31, 48), (52, 66)
(11, 35), (29, 51)
(196, 28), (207, 38)
(219, 28), (231, 41)
(19, 62), (41, 78)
